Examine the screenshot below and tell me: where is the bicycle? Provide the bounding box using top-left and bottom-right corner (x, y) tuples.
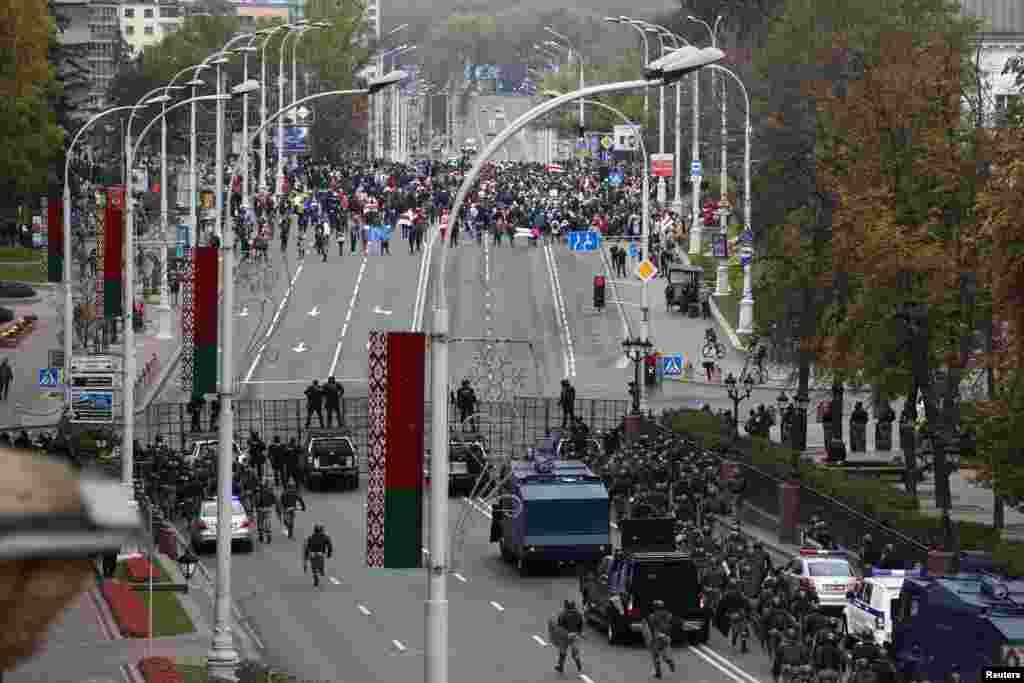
(702, 339), (726, 359)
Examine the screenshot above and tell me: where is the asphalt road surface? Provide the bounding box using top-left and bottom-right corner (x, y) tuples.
(193, 482), (778, 683)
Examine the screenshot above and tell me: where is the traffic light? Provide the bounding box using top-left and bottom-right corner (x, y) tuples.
(577, 125), (585, 140)
(593, 275), (606, 309)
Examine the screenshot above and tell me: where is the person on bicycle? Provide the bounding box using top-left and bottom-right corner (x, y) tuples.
(553, 599), (584, 674)
(255, 481), (278, 542)
(303, 524), (333, 587)
(278, 484), (307, 536)
(647, 599), (675, 679)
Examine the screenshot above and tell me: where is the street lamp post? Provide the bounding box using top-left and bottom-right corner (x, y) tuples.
(653, 29), (692, 215)
(724, 371), (754, 437)
(689, 15), (730, 295)
(258, 24), (294, 193)
(122, 93), (229, 491)
(622, 336), (653, 414)
(63, 105), (148, 418)
(544, 27), (584, 131)
(277, 22), (310, 196)
(428, 46), (723, 683)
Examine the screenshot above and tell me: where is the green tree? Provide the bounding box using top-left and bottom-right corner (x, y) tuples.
(0, 0), (62, 219)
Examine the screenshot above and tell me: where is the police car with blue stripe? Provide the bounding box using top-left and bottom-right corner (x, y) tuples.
(844, 567), (921, 644)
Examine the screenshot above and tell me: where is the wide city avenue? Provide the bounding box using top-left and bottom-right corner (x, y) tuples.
(4, 0), (1024, 682)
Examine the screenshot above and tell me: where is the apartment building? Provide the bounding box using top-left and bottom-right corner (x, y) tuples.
(120, 1), (184, 57)
(960, 0), (1024, 123)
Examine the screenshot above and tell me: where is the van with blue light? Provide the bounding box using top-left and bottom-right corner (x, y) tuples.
(844, 568), (922, 644)
(492, 458), (610, 576)
(891, 573), (1024, 682)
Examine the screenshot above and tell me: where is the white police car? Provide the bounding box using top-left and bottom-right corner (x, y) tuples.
(844, 568), (922, 644)
(781, 549), (861, 614)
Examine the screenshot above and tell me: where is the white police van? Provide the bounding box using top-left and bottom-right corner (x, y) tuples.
(844, 568), (922, 644)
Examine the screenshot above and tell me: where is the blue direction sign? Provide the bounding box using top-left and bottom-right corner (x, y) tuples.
(608, 169), (624, 187)
(568, 230), (602, 253)
(691, 160), (702, 175)
(628, 243), (639, 258)
(662, 354), (684, 377)
(38, 368), (64, 387)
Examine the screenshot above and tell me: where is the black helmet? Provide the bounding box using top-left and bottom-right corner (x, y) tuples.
(785, 628), (797, 640)
(565, 599), (576, 610)
(314, 524), (324, 534)
(651, 599), (665, 609)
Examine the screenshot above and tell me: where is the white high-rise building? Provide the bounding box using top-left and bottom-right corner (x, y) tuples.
(365, 0), (380, 41)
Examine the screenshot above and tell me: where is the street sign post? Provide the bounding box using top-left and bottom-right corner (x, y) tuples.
(69, 354), (120, 424)
(628, 243), (639, 258)
(636, 259), (658, 282)
(567, 231), (602, 253)
(661, 354), (684, 377)
(38, 368), (64, 387)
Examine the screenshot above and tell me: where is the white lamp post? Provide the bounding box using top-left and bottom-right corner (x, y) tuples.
(428, 48), (723, 683)
(257, 24), (296, 194)
(183, 61), (212, 256)
(277, 21), (310, 196)
(121, 93), (228, 491)
(544, 27), (584, 131)
(63, 104), (148, 416)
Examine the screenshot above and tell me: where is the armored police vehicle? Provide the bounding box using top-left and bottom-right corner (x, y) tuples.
(492, 458), (610, 576)
(892, 573), (1024, 681)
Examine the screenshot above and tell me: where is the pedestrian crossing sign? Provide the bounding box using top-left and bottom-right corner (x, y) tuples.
(662, 354), (684, 377)
(38, 367), (64, 387)
(636, 259), (658, 282)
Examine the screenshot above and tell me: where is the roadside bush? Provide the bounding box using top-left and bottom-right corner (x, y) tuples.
(140, 656), (183, 683)
(0, 282), (34, 298)
(101, 579), (149, 637)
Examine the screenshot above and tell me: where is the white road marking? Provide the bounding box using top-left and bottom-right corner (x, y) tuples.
(373, 306), (392, 315)
(328, 255), (368, 377)
(543, 243), (576, 378)
(411, 221), (439, 331)
(244, 262), (304, 382)
(691, 645), (762, 683)
(532, 635), (547, 647)
(610, 522), (618, 530)
(392, 639), (407, 652)
(328, 576), (340, 585)
(452, 572), (467, 582)
(292, 341), (307, 353)
(308, 306), (320, 317)
(489, 601), (504, 612)
(579, 675), (597, 683)
(357, 604), (371, 616)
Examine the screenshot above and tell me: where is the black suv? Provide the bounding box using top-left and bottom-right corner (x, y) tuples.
(304, 433), (358, 491)
(580, 550), (710, 645)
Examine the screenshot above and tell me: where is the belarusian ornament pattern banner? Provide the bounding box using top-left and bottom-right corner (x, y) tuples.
(366, 330), (388, 567)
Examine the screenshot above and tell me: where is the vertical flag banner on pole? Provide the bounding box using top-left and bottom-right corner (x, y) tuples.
(192, 246), (218, 398)
(47, 197), (63, 283)
(103, 186), (125, 319)
(366, 330), (426, 568)
(180, 248), (194, 394)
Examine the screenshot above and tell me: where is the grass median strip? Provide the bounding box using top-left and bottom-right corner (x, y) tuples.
(111, 558), (194, 637)
(0, 261), (45, 283)
(176, 664), (296, 682)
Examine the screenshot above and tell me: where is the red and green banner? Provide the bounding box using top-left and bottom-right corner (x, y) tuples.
(366, 331), (426, 569)
(103, 186), (125, 319)
(47, 197), (62, 283)
(192, 246), (218, 399)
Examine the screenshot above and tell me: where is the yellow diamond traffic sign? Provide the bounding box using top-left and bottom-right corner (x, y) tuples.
(636, 259), (658, 282)
(601, 136), (613, 150)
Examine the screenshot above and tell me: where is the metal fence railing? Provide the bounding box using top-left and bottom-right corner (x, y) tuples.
(138, 396), (632, 469)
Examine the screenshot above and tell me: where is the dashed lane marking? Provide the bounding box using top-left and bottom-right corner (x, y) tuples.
(392, 639), (407, 652)
(328, 254), (369, 377)
(579, 675), (597, 683)
(693, 644), (763, 683)
(328, 576), (341, 585)
(357, 604), (371, 616)
(490, 601), (505, 612)
(453, 572), (467, 582)
(532, 635), (548, 647)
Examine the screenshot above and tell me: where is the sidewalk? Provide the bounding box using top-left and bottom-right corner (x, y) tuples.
(0, 290), (182, 430)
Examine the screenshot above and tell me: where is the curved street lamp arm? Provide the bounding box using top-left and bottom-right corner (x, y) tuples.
(130, 95), (228, 166)
(247, 89), (369, 145)
(707, 63), (750, 117)
(65, 106), (139, 188)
